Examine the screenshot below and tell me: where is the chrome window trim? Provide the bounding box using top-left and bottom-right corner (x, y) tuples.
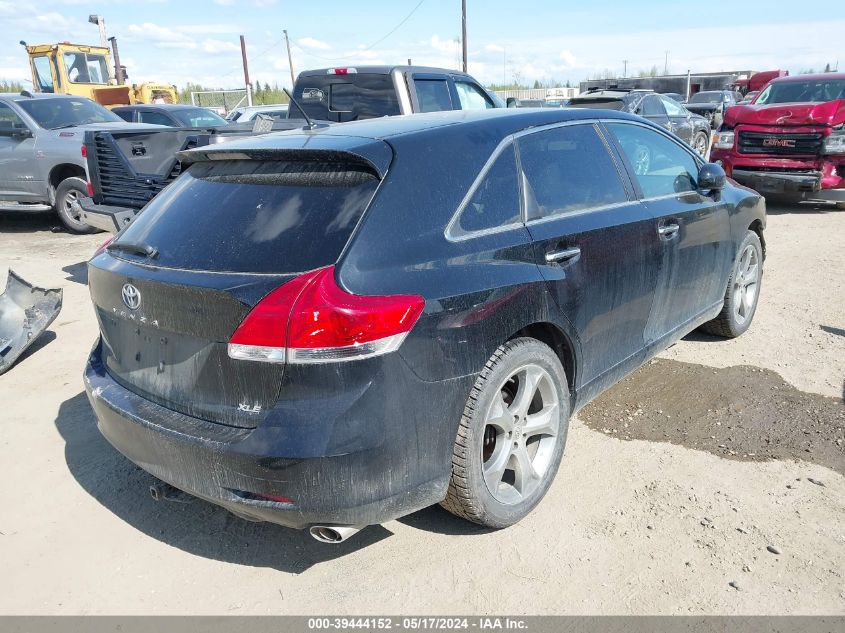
(445, 119), (607, 243)
(444, 134), (520, 242)
(524, 200), (633, 227)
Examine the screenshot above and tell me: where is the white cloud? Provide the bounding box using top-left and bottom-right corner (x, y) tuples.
(201, 39), (240, 54)
(484, 44), (504, 54)
(559, 50), (578, 68)
(298, 37), (331, 51)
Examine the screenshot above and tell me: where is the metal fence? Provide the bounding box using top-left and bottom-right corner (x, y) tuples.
(190, 89), (248, 114)
(492, 87), (578, 101)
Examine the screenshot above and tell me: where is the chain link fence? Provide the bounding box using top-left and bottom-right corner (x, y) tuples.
(189, 90), (248, 115)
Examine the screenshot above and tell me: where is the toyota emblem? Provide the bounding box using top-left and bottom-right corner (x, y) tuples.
(121, 283), (141, 310)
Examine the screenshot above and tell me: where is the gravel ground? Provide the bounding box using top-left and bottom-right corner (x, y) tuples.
(0, 203), (843, 615)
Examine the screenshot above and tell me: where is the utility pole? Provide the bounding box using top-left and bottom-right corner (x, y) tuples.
(240, 35), (253, 106)
(503, 47), (506, 85)
(623, 59), (628, 78)
(283, 30), (295, 87)
(461, 0), (468, 73)
(664, 50), (669, 75)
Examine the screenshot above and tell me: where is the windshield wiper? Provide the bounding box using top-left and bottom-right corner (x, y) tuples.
(106, 241), (159, 259)
(51, 123), (78, 130)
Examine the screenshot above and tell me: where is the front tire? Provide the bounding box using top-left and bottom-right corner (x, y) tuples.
(55, 177), (98, 234)
(700, 230), (763, 338)
(441, 338), (570, 528)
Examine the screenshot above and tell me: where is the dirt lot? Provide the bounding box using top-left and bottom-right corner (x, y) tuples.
(0, 203), (843, 615)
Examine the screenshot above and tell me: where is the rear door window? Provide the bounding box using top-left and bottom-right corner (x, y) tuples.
(413, 78), (453, 112)
(517, 123), (628, 220)
(111, 160), (380, 274)
(450, 143), (521, 238)
(139, 110), (174, 126)
(606, 122), (699, 198)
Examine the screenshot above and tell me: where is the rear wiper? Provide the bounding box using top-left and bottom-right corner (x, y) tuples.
(106, 241), (159, 259)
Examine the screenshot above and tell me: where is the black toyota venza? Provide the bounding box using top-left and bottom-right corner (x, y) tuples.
(85, 108), (766, 542)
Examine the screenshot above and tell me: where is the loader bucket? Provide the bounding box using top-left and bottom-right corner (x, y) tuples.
(0, 270), (62, 375)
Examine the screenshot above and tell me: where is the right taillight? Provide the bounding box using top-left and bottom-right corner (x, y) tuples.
(227, 266), (424, 365)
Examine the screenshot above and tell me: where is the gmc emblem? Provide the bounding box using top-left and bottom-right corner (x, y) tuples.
(762, 138), (796, 148)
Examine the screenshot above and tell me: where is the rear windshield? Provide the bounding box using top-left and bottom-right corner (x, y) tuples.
(293, 74), (401, 122)
(111, 160), (379, 274)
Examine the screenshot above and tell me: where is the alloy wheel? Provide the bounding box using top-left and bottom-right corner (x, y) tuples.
(694, 134), (708, 157)
(733, 243), (760, 324)
(62, 189), (82, 220)
(481, 364), (560, 505)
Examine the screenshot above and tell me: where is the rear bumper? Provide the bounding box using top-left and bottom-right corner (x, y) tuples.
(78, 197), (138, 234)
(83, 339), (470, 529)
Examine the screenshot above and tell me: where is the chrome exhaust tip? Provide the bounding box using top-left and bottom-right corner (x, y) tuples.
(309, 525), (363, 543)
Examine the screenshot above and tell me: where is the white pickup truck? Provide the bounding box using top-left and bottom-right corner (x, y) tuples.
(0, 92), (158, 233)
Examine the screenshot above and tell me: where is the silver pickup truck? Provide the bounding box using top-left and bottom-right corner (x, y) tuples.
(0, 92), (160, 233)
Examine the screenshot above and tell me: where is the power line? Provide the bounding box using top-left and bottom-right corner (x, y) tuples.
(291, 0), (427, 62)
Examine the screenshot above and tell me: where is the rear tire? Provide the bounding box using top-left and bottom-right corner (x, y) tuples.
(700, 230), (763, 338)
(441, 338), (570, 528)
(55, 177), (98, 234)
(692, 131), (709, 158)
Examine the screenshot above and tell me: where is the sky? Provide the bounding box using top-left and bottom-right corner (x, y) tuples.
(1, 0), (841, 92)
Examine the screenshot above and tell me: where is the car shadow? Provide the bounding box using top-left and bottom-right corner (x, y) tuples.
(62, 261), (88, 285)
(0, 211), (60, 233)
(12, 330), (57, 366)
(820, 325), (845, 338)
(54, 392), (392, 573)
(397, 505), (495, 536)
(763, 198), (839, 215)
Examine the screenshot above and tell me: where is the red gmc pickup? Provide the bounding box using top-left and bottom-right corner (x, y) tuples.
(710, 73), (845, 209)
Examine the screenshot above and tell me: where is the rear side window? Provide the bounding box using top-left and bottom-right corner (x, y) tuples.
(450, 144), (521, 238)
(606, 122), (699, 198)
(414, 78), (453, 112)
(114, 109), (133, 122)
(112, 160), (379, 274)
(638, 95), (665, 116)
(518, 124), (628, 220)
(296, 74), (401, 122)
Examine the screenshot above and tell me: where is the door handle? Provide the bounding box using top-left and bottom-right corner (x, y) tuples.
(658, 223), (680, 238)
(545, 247), (581, 264)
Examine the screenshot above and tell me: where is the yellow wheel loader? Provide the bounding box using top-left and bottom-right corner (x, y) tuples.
(22, 41), (177, 107)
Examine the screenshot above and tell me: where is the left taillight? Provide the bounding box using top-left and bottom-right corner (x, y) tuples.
(228, 266), (425, 365)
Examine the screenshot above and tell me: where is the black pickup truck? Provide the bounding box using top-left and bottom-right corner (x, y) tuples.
(79, 65), (505, 232)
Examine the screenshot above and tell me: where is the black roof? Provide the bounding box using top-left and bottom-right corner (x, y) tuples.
(183, 108), (648, 177)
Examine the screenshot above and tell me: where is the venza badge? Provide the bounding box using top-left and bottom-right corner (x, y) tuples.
(121, 283), (141, 310)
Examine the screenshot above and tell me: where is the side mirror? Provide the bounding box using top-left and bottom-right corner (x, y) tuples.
(0, 125), (32, 139)
(699, 162), (726, 191)
(506, 97), (521, 108)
